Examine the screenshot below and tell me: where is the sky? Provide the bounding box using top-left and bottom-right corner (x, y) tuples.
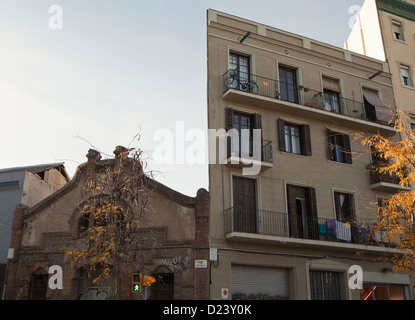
(0, 0), (365, 197)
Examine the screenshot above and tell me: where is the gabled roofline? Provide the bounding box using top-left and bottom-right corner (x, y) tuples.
(23, 158), (198, 220)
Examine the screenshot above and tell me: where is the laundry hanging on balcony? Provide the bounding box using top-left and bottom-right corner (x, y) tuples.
(335, 220), (351, 242)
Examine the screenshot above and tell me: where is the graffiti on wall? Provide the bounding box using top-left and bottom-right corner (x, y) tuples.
(77, 287), (109, 300)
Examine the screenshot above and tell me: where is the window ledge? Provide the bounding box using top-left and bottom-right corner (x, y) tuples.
(328, 159), (354, 167)
(393, 38), (407, 45)
(401, 84), (415, 91)
(279, 151), (311, 158)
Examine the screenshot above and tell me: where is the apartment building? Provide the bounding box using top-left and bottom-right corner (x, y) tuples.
(207, 9), (414, 300)
(345, 0), (415, 120)
(0, 163), (69, 299)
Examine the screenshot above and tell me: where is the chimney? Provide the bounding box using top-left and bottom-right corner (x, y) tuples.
(113, 146), (129, 171)
(86, 149), (101, 178)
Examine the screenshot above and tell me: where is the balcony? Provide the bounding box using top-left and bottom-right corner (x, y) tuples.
(222, 69), (395, 134)
(224, 207), (391, 252)
(226, 138), (273, 171)
(369, 166), (411, 193)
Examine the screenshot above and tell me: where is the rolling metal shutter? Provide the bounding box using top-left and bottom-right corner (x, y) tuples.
(231, 265), (289, 299)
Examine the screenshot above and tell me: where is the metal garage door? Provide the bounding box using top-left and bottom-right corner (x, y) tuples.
(231, 264), (289, 300)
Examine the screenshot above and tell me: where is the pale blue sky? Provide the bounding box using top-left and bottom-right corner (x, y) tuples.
(0, 0), (364, 196)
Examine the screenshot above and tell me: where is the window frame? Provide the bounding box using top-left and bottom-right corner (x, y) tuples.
(278, 118), (312, 156)
(327, 129), (352, 164)
(229, 52), (251, 90)
(29, 269), (49, 300)
(278, 65), (299, 104)
(232, 111), (254, 158)
(284, 123), (301, 155)
(225, 107), (263, 160)
(333, 191), (355, 222)
(392, 20), (405, 42)
(323, 89), (341, 113)
(361, 283), (408, 300)
(309, 270), (342, 300)
(400, 64), (412, 87)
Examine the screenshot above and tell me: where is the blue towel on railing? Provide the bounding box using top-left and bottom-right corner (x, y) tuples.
(318, 224), (327, 235)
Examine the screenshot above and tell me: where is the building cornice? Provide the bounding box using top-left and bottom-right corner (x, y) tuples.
(377, 0), (415, 22)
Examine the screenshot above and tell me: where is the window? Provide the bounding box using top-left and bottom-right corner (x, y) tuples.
(29, 268), (48, 300)
(225, 107), (262, 160)
(362, 87), (380, 122)
(310, 270), (341, 300)
(232, 176), (257, 233)
(334, 191), (355, 222)
(361, 283), (408, 300)
(229, 53), (250, 90)
(278, 65), (299, 103)
(232, 111), (253, 158)
(151, 273), (174, 300)
(327, 129), (352, 164)
(400, 65), (412, 86)
(286, 185), (318, 239)
(323, 90), (340, 113)
(284, 123), (301, 154)
(392, 20), (405, 41)
(322, 77), (341, 113)
(278, 118), (311, 156)
(377, 198), (387, 214)
(77, 200), (124, 236)
(0, 180), (20, 190)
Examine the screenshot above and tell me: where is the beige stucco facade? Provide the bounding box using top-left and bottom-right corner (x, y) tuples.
(208, 9), (414, 300)
(345, 0), (415, 118)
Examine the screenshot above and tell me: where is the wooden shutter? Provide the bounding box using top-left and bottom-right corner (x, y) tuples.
(306, 187), (318, 239)
(334, 192), (341, 220)
(253, 113), (263, 160)
(225, 107), (234, 158)
(300, 124), (312, 156)
(286, 185), (297, 216)
(326, 128), (335, 161)
(253, 113), (262, 131)
(306, 187), (318, 219)
(225, 107), (234, 131)
(233, 177), (257, 233)
(345, 193), (355, 221)
(278, 118), (286, 151)
(343, 134), (352, 164)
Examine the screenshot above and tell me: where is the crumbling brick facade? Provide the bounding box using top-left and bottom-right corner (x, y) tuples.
(4, 147), (209, 300)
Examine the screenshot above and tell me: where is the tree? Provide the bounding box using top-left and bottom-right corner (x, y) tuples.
(66, 144), (158, 297)
(360, 112), (415, 273)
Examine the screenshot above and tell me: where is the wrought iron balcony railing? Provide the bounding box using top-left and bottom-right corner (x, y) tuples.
(227, 137), (273, 163)
(224, 207), (390, 246)
(223, 69), (394, 127)
(369, 169), (402, 185)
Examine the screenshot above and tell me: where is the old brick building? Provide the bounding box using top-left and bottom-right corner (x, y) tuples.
(4, 147), (209, 300)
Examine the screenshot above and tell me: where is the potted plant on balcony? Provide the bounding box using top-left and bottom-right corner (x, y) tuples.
(305, 102), (316, 108)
